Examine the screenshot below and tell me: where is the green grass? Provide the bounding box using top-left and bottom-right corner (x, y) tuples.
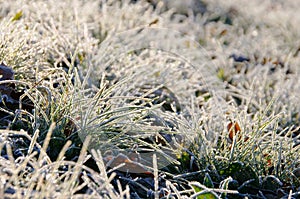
(0, 0), (299, 198)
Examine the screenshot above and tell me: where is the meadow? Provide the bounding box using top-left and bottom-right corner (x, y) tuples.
(0, 0), (299, 198)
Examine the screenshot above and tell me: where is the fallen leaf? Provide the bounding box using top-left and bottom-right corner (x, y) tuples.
(0, 63), (34, 115)
(227, 121), (241, 141)
(106, 153), (154, 177)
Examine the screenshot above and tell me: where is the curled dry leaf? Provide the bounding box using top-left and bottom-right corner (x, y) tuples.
(0, 63), (34, 116)
(104, 153), (154, 178)
(130, 84), (181, 113)
(227, 121), (241, 141)
(227, 121), (249, 151)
